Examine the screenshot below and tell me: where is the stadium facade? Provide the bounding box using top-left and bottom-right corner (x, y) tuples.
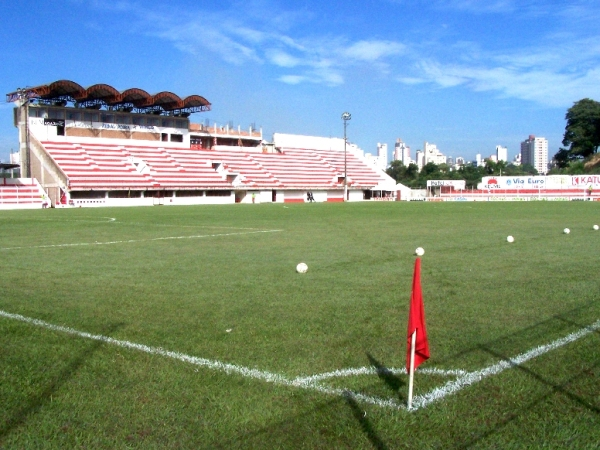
(3, 80), (398, 209)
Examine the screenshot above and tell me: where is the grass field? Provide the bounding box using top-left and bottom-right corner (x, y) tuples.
(1, 202), (599, 449)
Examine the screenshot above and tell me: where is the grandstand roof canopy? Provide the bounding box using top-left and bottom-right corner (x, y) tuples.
(6, 80), (211, 116)
(0, 163), (19, 171)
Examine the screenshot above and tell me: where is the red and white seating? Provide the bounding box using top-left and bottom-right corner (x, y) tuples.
(39, 140), (389, 192)
(0, 178), (46, 209)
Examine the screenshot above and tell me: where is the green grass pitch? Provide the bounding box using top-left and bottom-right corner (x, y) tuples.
(1, 202), (599, 448)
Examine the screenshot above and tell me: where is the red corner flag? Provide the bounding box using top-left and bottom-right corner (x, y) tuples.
(406, 257), (430, 373)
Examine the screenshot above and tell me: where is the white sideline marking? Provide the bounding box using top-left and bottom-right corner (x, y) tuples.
(116, 223), (262, 230)
(411, 319), (600, 410)
(21, 217), (258, 230)
(0, 229), (282, 251)
(0, 310), (403, 410)
(9, 217), (118, 223)
(0, 310), (597, 412)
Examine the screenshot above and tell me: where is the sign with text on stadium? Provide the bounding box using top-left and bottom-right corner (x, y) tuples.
(480, 175), (600, 190)
(43, 118), (65, 127)
(427, 180), (466, 189)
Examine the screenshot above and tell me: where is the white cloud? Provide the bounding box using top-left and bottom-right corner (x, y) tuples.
(102, 3), (408, 87)
(396, 76), (426, 85)
(266, 49), (301, 68)
(279, 75), (307, 85)
(417, 61), (469, 87)
(154, 22), (263, 66)
(88, 0), (600, 105)
(440, 0), (516, 14)
(386, 0), (516, 14)
(344, 40), (406, 62)
(404, 55), (600, 108)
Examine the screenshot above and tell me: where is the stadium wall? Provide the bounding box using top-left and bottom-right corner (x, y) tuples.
(67, 191), (236, 208)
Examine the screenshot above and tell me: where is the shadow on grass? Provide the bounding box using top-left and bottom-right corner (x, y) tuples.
(434, 298), (600, 368)
(211, 395), (390, 450)
(482, 345), (600, 415)
(344, 392), (389, 450)
(449, 347), (600, 449)
(210, 398), (347, 449)
(0, 321), (124, 440)
(366, 352), (405, 394)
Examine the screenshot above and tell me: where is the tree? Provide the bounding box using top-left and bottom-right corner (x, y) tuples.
(386, 161), (420, 187)
(558, 98), (600, 162)
(483, 160), (496, 175)
(421, 162), (440, 178)
(553, 148), (575, 169)
(386, 160), (407, 182)
(520, 164), (538, 175)
(457, 164), (485, 188)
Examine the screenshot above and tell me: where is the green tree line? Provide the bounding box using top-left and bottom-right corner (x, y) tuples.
(386, 160), (538, 189)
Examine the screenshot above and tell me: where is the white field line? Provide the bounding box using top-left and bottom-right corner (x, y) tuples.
(112, 223), (263, 230)
(293, 366), (468, 384)
(1, 309), (597, 412)
(0, 217), (117, 223)
(0, 229), (282, 251)
(0, 310), (403, 410)
(411, 319), (600, 411)
(9, 217), (259, 230)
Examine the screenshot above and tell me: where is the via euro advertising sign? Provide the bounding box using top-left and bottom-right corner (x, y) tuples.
(481, 175), (600, 189)
(481, 176), (547, 189)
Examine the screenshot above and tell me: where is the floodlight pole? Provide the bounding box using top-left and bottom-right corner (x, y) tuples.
(342, 112), (351, 202)
(17, 88), (31, 178)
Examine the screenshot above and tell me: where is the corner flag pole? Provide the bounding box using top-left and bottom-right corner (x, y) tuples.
(406, 256), (429, 410)
(407, 330), (417, 410)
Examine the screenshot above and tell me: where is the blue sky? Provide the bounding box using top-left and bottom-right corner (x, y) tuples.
(2, 0), (600, 165)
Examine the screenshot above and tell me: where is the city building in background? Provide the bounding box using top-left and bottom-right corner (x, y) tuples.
(415, 150), (424, 169)
(513, 153), (521, 166)
(496, 145), (508, 162)
(520, 135), (548, 174)
(393, 139), (411, 165)
(423, 142), (446, 166)
(377, 142), (388, 170)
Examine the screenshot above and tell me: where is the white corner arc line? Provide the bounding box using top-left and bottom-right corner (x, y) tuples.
(0, 229), (282, 251)
(411, 319), (600, 411)
(293, 367), (469, 384)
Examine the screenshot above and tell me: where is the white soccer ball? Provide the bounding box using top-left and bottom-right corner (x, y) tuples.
(415, 247), (425, 256)
(296, 262), (308, 273)
(507, 236), (514, 243)
(593, 225), (599, 231)
(563, 228), (570, 234)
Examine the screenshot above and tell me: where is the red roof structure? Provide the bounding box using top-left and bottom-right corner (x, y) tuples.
(6, 80), (210, 115)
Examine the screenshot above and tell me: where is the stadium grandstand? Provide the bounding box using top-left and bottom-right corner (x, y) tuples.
(4, 80), (398, 209)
